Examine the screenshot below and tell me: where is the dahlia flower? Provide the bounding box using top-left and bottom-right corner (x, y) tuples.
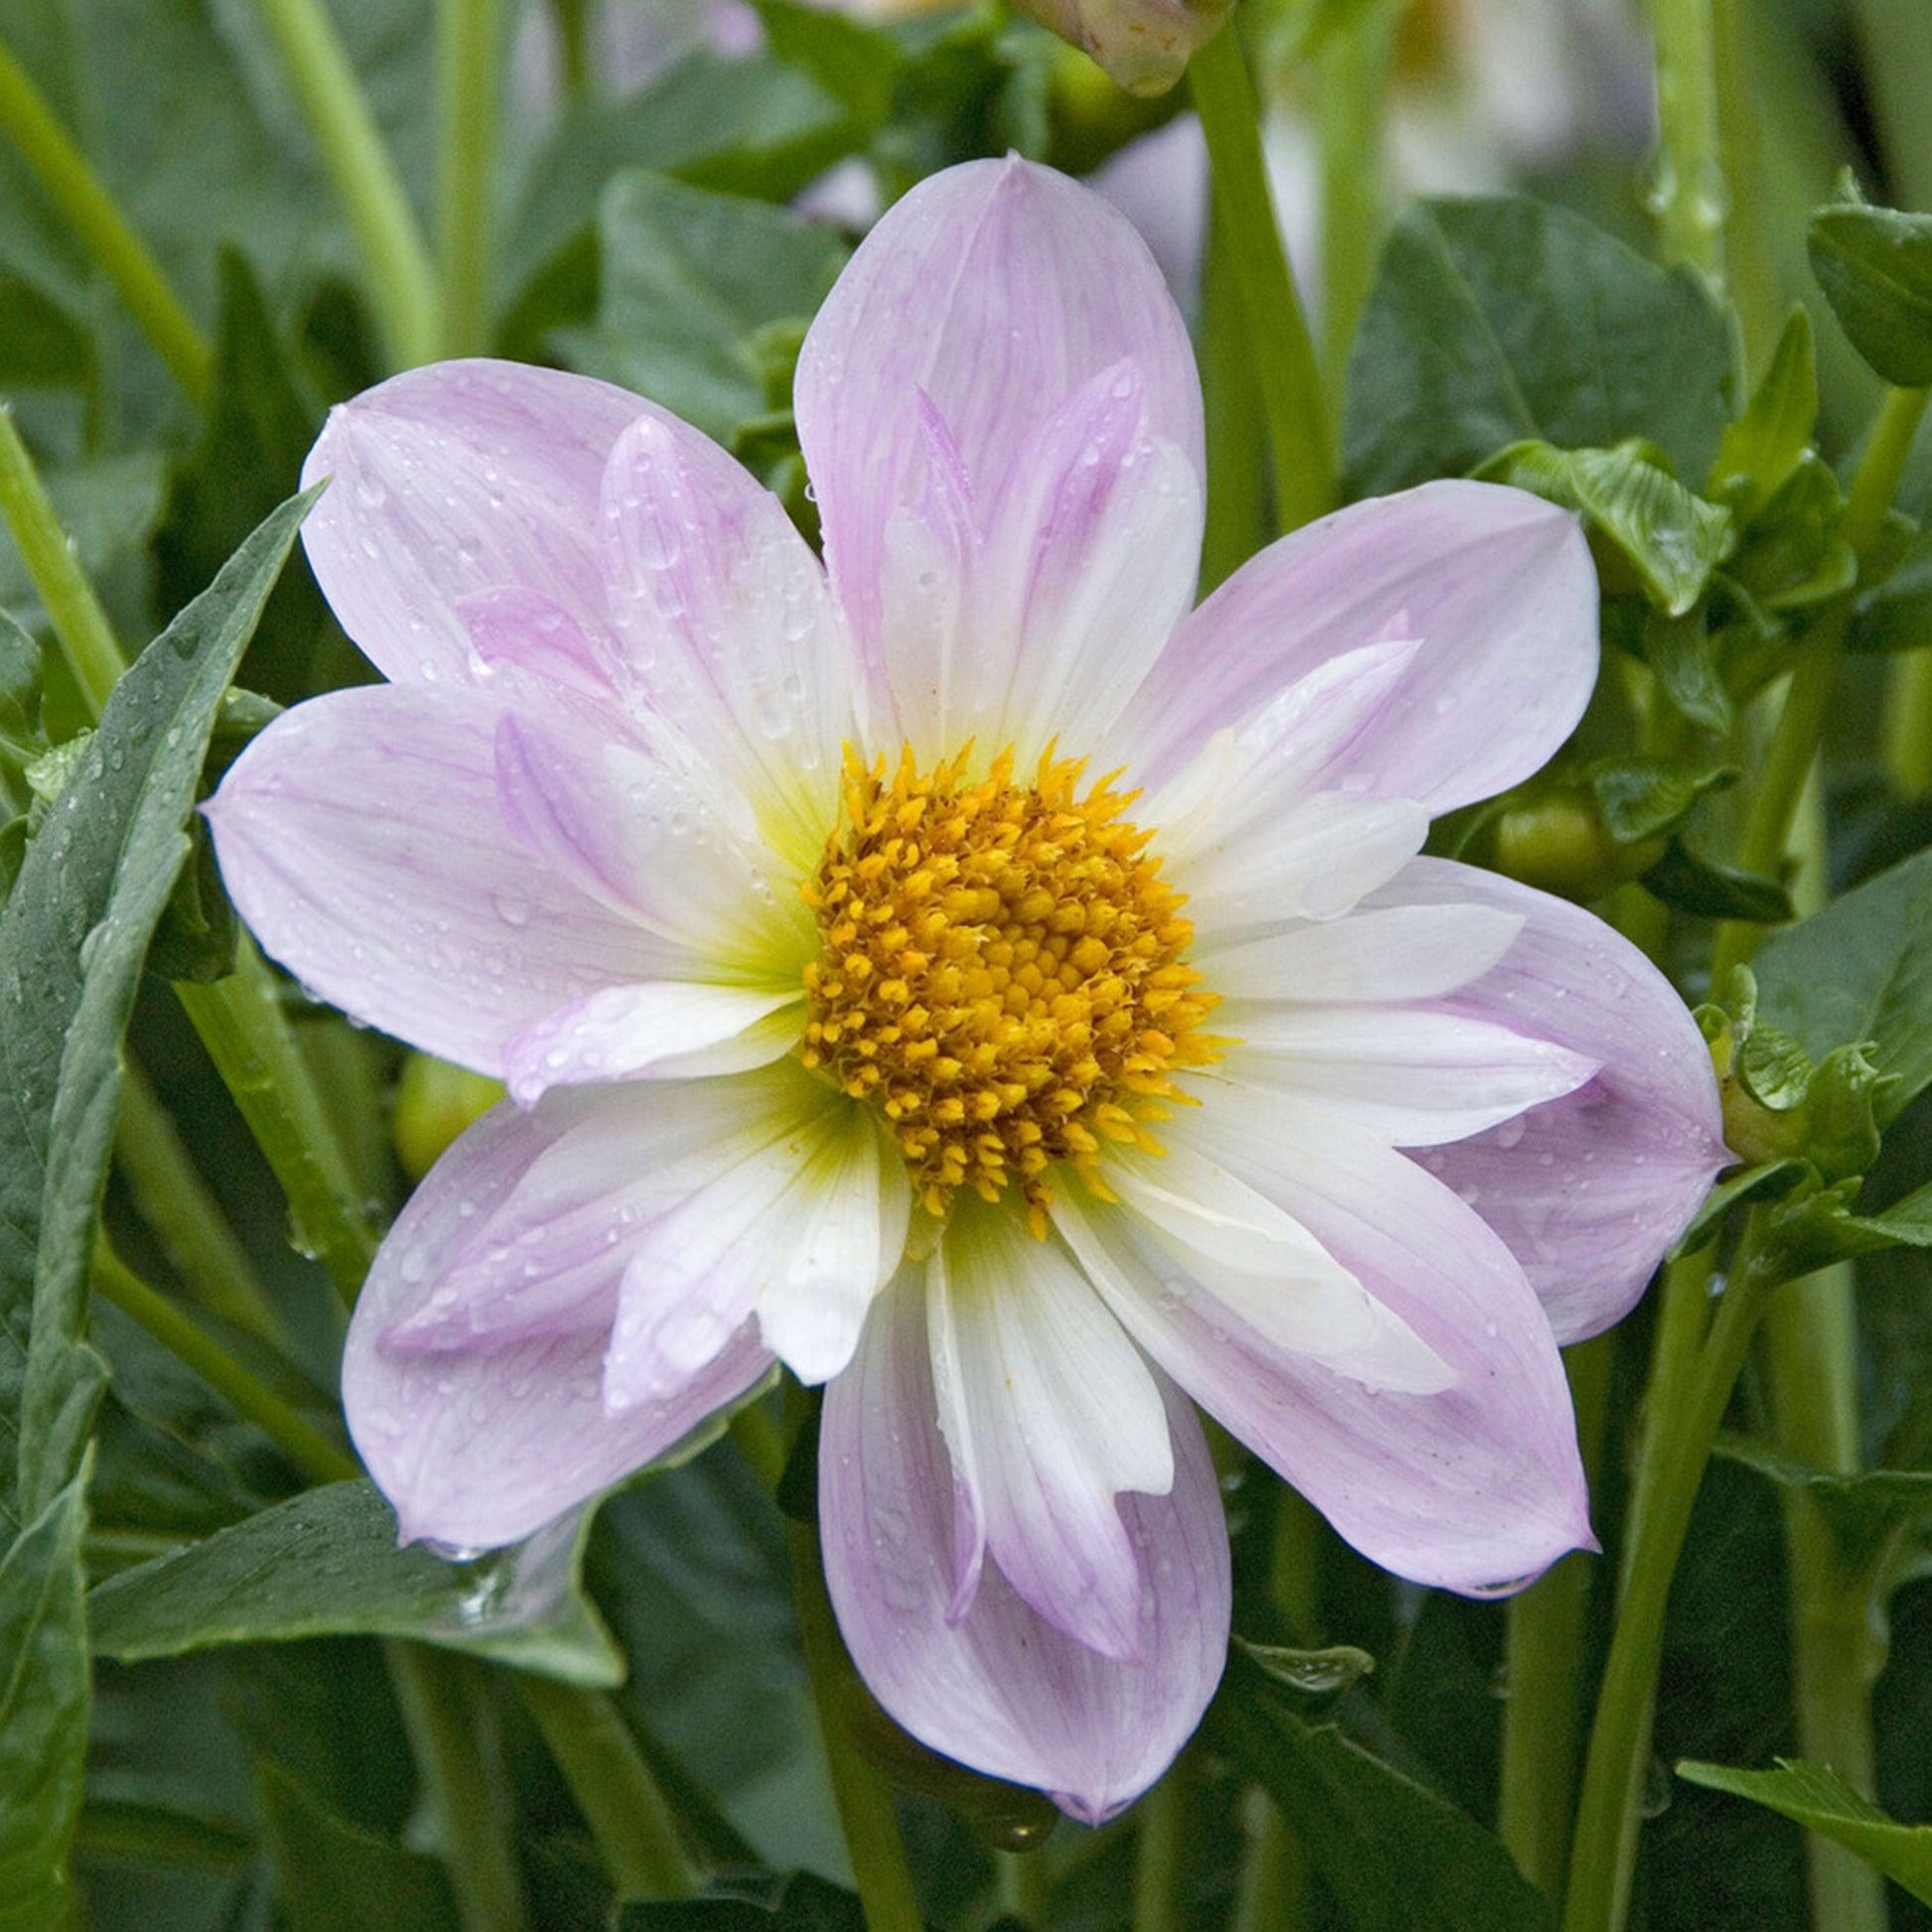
(207, 157), (1725, 1820)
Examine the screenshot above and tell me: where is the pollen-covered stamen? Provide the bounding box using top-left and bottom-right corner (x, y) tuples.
(799, 742), (1222, 1235)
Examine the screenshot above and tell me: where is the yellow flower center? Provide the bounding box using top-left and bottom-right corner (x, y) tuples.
(799, 743), (1222, 1236)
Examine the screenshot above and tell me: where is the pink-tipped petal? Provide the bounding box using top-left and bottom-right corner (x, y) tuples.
(821, 1275), (1228, 1822)
(1061, 1089), (1593, 1595)
(598, 412), (857, 864)
(1367, 859), (1728, 1341)
(1119, 482), (1597, 811)
(926, 1206), (1173, 1662)
(880, 361), (1201, 766)
(300, 360), (649, 688)
(207, 688), (671, 1073)
(1221, 1005), (1598, 1147)
(796, 156), (1202, 684)
(503, 982), (803, 1106)
(344, 1092), (774, 1551)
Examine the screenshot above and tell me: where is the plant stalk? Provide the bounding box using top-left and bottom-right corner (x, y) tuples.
(437, 0), (500, 357)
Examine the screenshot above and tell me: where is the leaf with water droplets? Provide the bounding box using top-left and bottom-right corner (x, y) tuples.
(1236, 1638), (1376, 1697)
(88, 1478), (624, 1686)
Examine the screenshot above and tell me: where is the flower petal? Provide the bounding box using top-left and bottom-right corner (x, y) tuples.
(1118, 482), (1597, 811)
(1200, 902), (1524, 1003)
(300, 359), (648, 687)
(1061, 1090), (1593, 1594)
(926, 1203), (1173, 1662)
(1366, 859), (1728, 1340)
(1221, 1005), (1598, 1146)
(604, 1076), (908, 1403)
(503, 982), (804, 1106)
(880, 361), (1202, 766)
(344, 1091), (774, 1551)
(820, 1273), (1228, 1822)
(1096, 1144), (1453, 1393)
(492, 712), (806, 974)
(207, 687), (668, 1072)
(796, 155), (1202, 685)
(598, 411), (858, 867)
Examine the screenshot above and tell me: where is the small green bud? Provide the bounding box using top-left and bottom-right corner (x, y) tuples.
(393, 1052), (505, 1181)
(1486, 789), (1668, 901)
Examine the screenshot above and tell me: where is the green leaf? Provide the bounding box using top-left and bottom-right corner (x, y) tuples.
(1214, 1665), (1553, 1932)
(753, 0), (900, 131)
(1676, 1758), (1932, 1904)
(1633, 607), (1732, 736)
(1752, 847), (1932, 1125)
(88, 1479), (624, 1687)
(0, 1464), (89, 1932)
(551, 173), (849, 447)
(613, 1872), (865, 1929)
(1808, 201), (1932, 387)
(1343, 197), (1735, 498)
(1642, 840), (1796, 924)
(0, 488), (314, 1536)
(1476, 440), (1733, 618)
(0, 277), (93, 389)
(256, 1761), (460, 1932)
(1716, 1435), (1932, 1584)
(1711, 306), (1819, 513)
(1590, 755), (1735, 844)
(1849, 529), (1932, 653)
(1236, 1638), (1377, 1696)
(503, 54), (863, 316)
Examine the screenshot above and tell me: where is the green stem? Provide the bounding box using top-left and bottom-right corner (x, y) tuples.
(729, 1399), (786, 1493)
(1762, 1266), (1888, 1932)
(1562, 1232), (1777, 1932)
(1189, 27), (1335, 535)
(438, 0), (500, 358)
(549, 0), (592, 100)
(115, 1062), (292, 1350)
(251, 0), (440, 368)
(1645, 0), (1725, 283)
(1884, 653), (1932, 797)
(1229, 1789), (1308, 1932)
(0, 36), (212, 406)
(1499, 1333), (1615, 1902)
(90, 1239), (357, 1486)
(787, 1519), (923, 1932)
(1850, 0), (1932, 210)
(386, 1645), (528, 1932)
(1311, 1), (1398, 400)
(995, 1847), (1052, 1927)
(515, 1678), (700, 1901)
(1710, 0), (1778, 378)
(1130, 1758), (1188, 1932)
(0, 403), (127, 713)
(1712, 382), (1932, 981)
(1197, 190), (1269, 594)
(174, 939), (382, 1307)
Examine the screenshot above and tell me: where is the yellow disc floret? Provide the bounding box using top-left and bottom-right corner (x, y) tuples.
(799, 743), (1222, 1235)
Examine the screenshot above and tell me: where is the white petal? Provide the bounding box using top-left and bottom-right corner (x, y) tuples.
(1223, 1008), (1599, 1146)
(503, 982), (804, 1106)
(928, 1203), (1173, 1662)
(1199, 903), (1525, 1003)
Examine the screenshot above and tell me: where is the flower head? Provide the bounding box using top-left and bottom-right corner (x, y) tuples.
(207, 157), (1725, 1820)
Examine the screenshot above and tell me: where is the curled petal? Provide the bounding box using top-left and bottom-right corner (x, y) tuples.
(1120, 482), (1597, 812)
(206, 687), (673, 1073)
(1368, 859), (1728, 1340)
(300, 359), (648, 687)
(344, 1091), (774, 1551)
(820, 1274), (1228, 1822)
(927, 1204), (1173, 1662)
(796, 156), (1202, 688)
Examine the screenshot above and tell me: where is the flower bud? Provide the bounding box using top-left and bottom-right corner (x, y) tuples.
(1016, 0), (1235, 95)
(393, 1052), (505, 1181)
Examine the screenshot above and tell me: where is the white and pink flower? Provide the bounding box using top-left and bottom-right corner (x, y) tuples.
(207, 156), (1725, 1820)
